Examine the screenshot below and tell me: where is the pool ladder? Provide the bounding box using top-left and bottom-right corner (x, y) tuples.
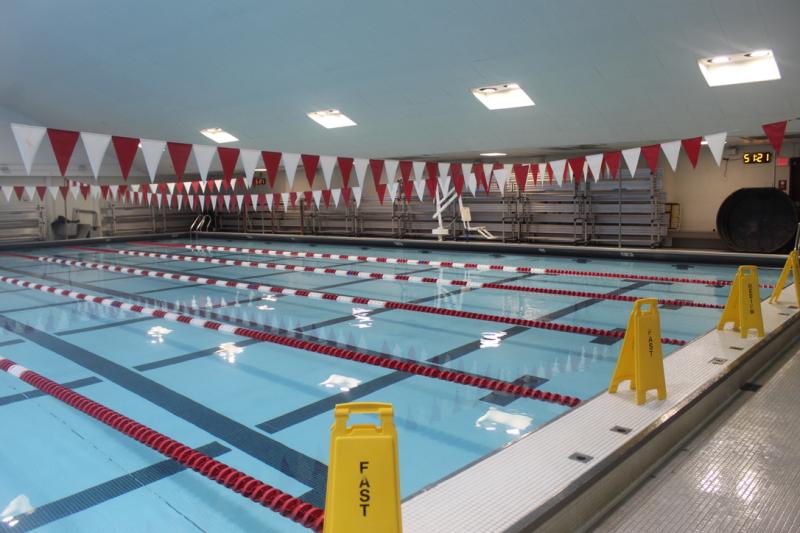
(189, 214), (212, 244)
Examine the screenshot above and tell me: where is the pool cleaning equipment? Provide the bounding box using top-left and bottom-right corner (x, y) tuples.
(717, 266), (765, 338)
(608, 299), (667, 406)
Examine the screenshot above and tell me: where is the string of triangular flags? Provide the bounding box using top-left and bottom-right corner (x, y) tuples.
(5, 120), (791, 208)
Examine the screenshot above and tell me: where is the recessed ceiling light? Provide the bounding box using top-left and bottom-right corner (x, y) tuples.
(700, 139), (727, 146)
(698, 50), (780, 87)
(254, 168), (266, 172)
(199, 128), (239, 143)
(307, 109), (356, 129)
(471, 83), (535, 110)
(480, 152), (507, 157)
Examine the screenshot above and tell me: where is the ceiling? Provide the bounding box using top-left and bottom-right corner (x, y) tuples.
(2, 0), (800, 164)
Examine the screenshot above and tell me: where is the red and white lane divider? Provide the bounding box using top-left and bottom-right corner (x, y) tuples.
(50, 251), (688, 346)
(0, 275), (582, 407)
(0, 356), (325, 531)
(138, 242), (774, 289)
(90, 247), (723, 310)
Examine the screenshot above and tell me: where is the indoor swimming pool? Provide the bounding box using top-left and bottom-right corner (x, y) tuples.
(0, 238), (783, 532)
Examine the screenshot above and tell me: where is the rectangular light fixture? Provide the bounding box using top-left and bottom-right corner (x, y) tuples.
(480, 152), (507, 157)
(471, 83), (535, 110)
(698, 50), (780, 87)
(307, 109), (356, 129)
(199, 128), (239, 143)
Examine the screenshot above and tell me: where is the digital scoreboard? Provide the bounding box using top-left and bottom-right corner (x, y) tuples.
(742, 151), (772, 164)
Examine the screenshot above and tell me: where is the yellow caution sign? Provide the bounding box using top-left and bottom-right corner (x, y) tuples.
(323, 402), (402, 533)
(608, 299), (667, 405)
(769, 250), (800, 305)
(717, 265), (765, 338)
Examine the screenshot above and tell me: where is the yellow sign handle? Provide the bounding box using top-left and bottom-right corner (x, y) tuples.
(333, 402), (394, 430)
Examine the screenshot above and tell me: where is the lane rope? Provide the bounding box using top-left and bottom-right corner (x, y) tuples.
(0, 275), (582, 407)
(94, 247), (724, 310)
(59, 249), (688, 346)
(134, 241), (774, 289)
(0, 356), (325, 531)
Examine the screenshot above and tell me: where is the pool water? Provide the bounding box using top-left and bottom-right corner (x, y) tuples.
(0, 238), (781, 532)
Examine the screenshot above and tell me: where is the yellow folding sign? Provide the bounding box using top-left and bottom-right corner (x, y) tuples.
(717, 265), (764, 338)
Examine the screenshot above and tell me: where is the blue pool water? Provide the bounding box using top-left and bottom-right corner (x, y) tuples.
(0, 238), (781, 531)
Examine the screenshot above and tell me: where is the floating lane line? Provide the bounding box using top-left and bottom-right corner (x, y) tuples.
(0, 274), (582, 407)
(132, 241), (773, 289)
(54, 249), (688, 346)
(0, 355), (325, 531)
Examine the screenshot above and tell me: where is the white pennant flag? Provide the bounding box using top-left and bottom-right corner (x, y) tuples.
(320, 155), (337, 188)
(1, 186), (13, 202)
(80, 132), (111, 180)
(48, 185), (61, 201)
(210, 195), (218, 209)
(109, 185), (119, 200)
(10, 123), (46, 175)
(193, 144), (216, 182)
(281, 192), (291, 212)
(353, 158), (369, 186)
(412, 161), (426, 181)
(550, 159), (566, 186)
(437, 162), (450, 182)
(482, 163), (494, 186)
(198, 180), (207, 193)
(235, 195), (244, 210)
(414, 179), (426, 201)
(265, 193), (274, 211)
(214, 179), (223, 191)
(438, 175), (451, 193)
(166, 182), (176, 194)
(704, 132), (727, 166)
(177, 194), (184, 210)
(466, 173), (477, 196)
(493, 164), (510, 193)
(312, 189), (323, 208)
(621, 147), (641, 178)
(240, 149), (260, 185)
(461, 163), (473, 181)
(250, 193), (259, 209)
(140, 139), (165, 182)
(352, 186), (363, 207)
(387, 182), (399, 202)
(384, 160), (399, 184)
(331, 188), (341, 207)
(282, 153), (300, 188)
(24, 185), (36, 201)
(586, 154), (604, 182)
(661, 140), (681, 172)
(90, 185), (100, 199)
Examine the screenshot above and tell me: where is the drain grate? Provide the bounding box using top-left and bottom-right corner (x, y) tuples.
(610, 426), (632, 435)
(728, 346), (744, 351)
(740, 382), (762, 392)
(709, 357), (728, 365)
(568, 452), (593, 463)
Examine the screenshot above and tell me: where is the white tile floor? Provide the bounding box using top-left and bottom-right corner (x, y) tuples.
(594, 339), (800, 533)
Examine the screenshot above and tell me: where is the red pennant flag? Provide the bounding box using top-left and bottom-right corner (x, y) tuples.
(261, 151), (282, 188)
(175, 182), (186, 195)
(762, 121), (788, 155)
(425, 161), (438, 180)
(59, 185), (70, 199)
(531, 163), (540, 185)
(272, 192), (281, 209)
(100, 185), (110, 199)
(47, 129), (80, 176)
(301, 154), (320, 187)
(303, 190), (313, 207)
(375, 183), (387, 205)
(681, 137), (702, 168)
(369, 159), (385, 188)
(289, 192), (297, 208)
(222, 177), (232, 191)
(602, 151), (622, 179)
(568, 158), (585, 184)
(321, 189), (332, 208)
(35, 185), (47, 201)
(167, 142), (192, 181)
(119, 184), (128, 198)
(512, 164), (529, 192)
(641, 144), (660, 175)
(242, 193), (252, 210)
(203, 194), (212, 210)
(451, 163), (465, 196)
(217, 147), (240, 181)
(474, 164), (490, 194)
(235, 177), (246, 191)
(403, 179), (414, 201)
(425, 176), (438, 198)
(111, 136), (139, 180)
(399, 161), (413, 182)
(79, 183), (90, 200)
(191, 181), (200, 194)
(545, 162), (554, 185)
(342, 186), (352, 206)
(13, 186), (25, 200)
(337, 157), (354, 189)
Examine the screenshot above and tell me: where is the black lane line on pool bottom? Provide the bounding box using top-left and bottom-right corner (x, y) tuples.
(258, 279), (650, 433)
(0, 377), (102, 407)
(0, 314), (329, 507)
(1, 442), (229, 532)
